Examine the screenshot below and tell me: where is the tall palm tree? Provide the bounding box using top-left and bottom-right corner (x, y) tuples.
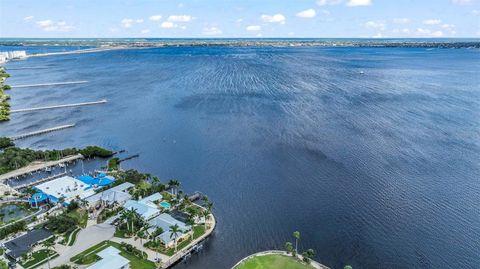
(169, 224), (182, 253)
(168, 179), (180, 195)
(42, 239), (54, 269)
(293, 231), (300, 254)
(202, 209), (210, 230)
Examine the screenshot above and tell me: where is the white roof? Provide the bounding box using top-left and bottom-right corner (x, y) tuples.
(124, 200), (160, 220)
(84, 182), (134, 204)
(86, 246), (129, 269)
(148, 213), (190, 244)
(138, 192), (163, 208)
(35, 176), (95, 202)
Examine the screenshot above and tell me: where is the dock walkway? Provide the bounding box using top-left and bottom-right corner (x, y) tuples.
(0, 154), (83, 182)
(10, 124), (75, 140)
(10, 100), (107, 113)
(11, 81), (88, 88)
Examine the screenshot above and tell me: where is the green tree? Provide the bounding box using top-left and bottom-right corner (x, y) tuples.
(285, 242), (294, 254)
(42, 239), (55, 269)
(169, 224), (182, 253)
(344, 266), (353, 269)
(302, 249), (315, 264)
(293, 231), (300, 254)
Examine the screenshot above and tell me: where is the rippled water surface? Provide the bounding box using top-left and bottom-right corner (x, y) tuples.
(1, 46), (479, 269)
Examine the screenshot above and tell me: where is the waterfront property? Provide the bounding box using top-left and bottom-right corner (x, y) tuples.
(84, 182), (134, 207)
(86, 246), (130, 269)
(34, 175), (96, 204)
(3, 228), (53, 261)
(122, 192), (166, 220)
(148, 213), (191, 249)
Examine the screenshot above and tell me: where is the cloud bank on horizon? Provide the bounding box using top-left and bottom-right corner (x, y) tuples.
(1, 0), (479, 38)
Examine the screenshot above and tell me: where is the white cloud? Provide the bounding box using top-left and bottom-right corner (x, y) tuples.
(23, 16), (34, 22)
(136, 19), (144, 23)
(178, 3), (185, 8)
(168, 15), (194, 22)
(317, 0), (342, 6)
(451, 0), (473, 4)
(423, 19), (442, 25)
(346, 0), (372, 7)
(392, 18), (410, 24)
(472, 10), (480, 15)
(415, 28), (444, 37)
(365, 20), (385, 30)
(141, 29), (151, 34)
(261, 14), (286, 24)
(441, 23), (455, 29)
(36, 20), (74, 32)
(296, 9), (317, 18)
(203, 26), (223, 35)
(161, 21), (177, 28)
(236, 18), (244, 23)
(121, 18), (134, 28)
(372, 32), (384, 38)
(149, 15), (162, 21)
(246, 25), (261, 31)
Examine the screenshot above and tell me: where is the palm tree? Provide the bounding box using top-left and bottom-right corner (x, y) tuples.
(202, 209), (210, 230)
(186, 217), (195, 240)
(344, 266), (353, 269)
(168, 179), (180, 195)
(169, 224), (182, 253)
(42, 239), (55, 269)
(293, 231), (300, 254)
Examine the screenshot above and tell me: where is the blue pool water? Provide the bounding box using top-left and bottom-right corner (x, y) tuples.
(160, 201), (171, 209)
(0, 45), (479, 268)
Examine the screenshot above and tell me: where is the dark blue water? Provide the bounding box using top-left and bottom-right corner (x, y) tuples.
(1, 46), (479, 269)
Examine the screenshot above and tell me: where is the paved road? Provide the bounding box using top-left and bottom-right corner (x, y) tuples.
(43, 223), (115, 269)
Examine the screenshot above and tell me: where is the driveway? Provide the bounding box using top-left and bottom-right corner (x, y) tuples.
(41, 223), (115, 269)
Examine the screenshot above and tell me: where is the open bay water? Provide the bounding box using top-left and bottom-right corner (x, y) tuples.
(1, 46), (479, 268)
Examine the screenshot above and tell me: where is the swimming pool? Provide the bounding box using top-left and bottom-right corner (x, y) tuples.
(159, 201), (171, 209)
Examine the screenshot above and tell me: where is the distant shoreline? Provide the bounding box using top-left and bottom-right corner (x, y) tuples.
(0, 38), (480, 49)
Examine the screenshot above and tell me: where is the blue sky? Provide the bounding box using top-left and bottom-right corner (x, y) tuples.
(1, 0), (479, 38)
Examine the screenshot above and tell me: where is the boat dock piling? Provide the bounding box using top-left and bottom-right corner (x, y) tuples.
(10, 124), (75, 140)
(10, 100), (107, 113)
(12, 172), (68, 190)
(0, 154), (83, 182)
(11, 81), (88, 88)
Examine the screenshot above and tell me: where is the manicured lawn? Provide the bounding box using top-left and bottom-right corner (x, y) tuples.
(67, 227), (81, 246)
(19, 249), (58, 269)
(234, 254), (314, 269)
(70, 240), (155, 269)
(151, 225), (206, 256)
(114, 226), (132, 238)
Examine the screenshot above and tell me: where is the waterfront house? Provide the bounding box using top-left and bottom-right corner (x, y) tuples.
(84, 182), (134, 207)
(148, 213), (191, 248)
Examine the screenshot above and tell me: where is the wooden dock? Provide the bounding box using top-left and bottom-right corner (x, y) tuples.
(12, 172), (68, 190)
(10, 100), (107, 113)
(0, 154), (83, 182)
(10, 124), (75, 140)
(11, 81), (88, 88)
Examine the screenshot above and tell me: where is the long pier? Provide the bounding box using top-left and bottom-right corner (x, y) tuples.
(0, 154), (83, 182)
(11, 81), (88, 88)
(10, 100), (107, 113)
(10, 124), (75, 140)
(12, 172), (67, 190)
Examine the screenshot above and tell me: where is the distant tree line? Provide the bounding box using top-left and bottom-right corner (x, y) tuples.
(0, 145), (114, 174)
